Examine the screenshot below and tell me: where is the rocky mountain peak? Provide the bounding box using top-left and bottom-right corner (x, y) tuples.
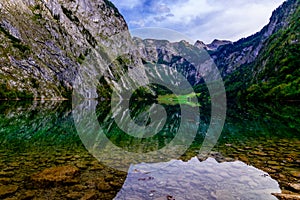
(194, 40), (206, 49)
(206, 39), (232, 51)
(194, 39), (232, 51)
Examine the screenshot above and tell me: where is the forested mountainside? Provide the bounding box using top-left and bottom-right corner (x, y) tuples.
(224, 0), (300, 101)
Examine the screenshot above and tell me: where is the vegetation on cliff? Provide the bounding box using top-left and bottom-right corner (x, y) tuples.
(219, 0), (300, 102)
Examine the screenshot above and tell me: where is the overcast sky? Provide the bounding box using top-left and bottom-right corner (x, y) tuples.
(110, 0), (286, 43)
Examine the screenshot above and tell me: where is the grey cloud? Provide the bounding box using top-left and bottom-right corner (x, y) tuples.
(154, 16), (167, 22)
(166, 13), (174, 17)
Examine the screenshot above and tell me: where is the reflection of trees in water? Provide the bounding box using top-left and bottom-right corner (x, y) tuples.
(0, 101), (80, 152)
(96, 99), (182, 153)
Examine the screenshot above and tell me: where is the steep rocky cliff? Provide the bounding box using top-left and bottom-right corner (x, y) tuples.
(0, 0), (140, 99)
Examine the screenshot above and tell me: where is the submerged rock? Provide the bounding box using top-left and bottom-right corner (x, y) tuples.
(0, 177), (12, 184)
(0, 171), (15, 177)
(97, 182), (112, 191)
(0, 185), (18, 198)
(80, 190), (98, 200)
(21, 190), (36, 200)
(288, 184), (300, 192)
(290, 171), (300, 178)
(31, 165), (79, 186)
(66, 191), (82, 199)
(272, 193), (300, 200)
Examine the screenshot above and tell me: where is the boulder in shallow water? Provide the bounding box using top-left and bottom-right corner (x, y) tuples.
(0, 185), (18, 198)
(81, 190), (98, 200)
(31, 165), (79, 186)
(272, 193), (300, 200)
(288, 183), (300, 192)
(290, 171), (300, 178)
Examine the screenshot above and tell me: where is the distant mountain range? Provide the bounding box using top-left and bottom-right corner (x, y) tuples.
(0, 0), (299, 102)
(195, 39), (232, 51)
(135, 0), (299, 102)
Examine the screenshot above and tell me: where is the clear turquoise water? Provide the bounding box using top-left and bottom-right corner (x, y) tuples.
(0, 100), (299, 199)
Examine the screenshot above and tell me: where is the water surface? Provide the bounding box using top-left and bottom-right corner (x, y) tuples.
(0, 100), (299, 199)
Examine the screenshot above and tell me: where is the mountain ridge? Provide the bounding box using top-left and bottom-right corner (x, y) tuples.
(133, 0), (299, 102)
(194, 39), (232, 51)
(0, 0), (298, 102)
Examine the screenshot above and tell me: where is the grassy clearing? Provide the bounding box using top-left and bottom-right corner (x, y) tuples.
(157, 93), (201, 107)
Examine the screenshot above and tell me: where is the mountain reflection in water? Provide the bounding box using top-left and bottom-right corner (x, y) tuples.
(115, 157), (280, 200)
